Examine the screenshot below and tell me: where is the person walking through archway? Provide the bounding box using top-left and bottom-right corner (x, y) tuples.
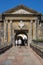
(18, 39), (22, 48)
(15, 39), (18, 47)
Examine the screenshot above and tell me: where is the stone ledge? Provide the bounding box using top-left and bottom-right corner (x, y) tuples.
(0, 43), (13, 54)
(30, 43), (43, 58)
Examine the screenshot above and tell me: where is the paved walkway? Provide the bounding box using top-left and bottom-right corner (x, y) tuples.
(0, 46), (43, 65)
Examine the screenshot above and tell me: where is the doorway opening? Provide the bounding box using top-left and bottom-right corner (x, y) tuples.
(14, 30), (28, 46)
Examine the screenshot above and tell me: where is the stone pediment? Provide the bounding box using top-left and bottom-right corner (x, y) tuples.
(3, 5), (40, 14)
(11, 9), (32, 14)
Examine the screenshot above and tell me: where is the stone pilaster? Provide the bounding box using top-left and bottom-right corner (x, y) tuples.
(29, 20), (33, 44)
(6, 20), (8, 42)
(34, 20), (37, 40)
(10, 20), (12, 44)
(37, 20), (39, 39)
(4, 20), (5, 43)
(30, 20), (33, 41)
(4, 20), (8, 43)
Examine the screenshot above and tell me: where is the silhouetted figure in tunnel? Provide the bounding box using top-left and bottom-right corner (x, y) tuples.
(15, 39), (18, 47)
(18, 39), (22, 48)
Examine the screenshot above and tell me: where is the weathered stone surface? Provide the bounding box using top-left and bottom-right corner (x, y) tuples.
(0, 5), (43, 45)
(1, 59), (13, 65)
(0, 46), (43, 65)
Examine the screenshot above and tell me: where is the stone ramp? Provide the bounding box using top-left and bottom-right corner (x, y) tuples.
(0, 46), (43, 65)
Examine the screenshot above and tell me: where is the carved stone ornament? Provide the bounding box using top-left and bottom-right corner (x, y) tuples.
(19, 20), (24, 29)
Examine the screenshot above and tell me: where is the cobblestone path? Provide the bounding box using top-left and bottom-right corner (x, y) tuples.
(0, 46), (43, 65)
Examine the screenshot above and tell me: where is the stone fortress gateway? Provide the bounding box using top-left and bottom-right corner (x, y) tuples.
(0, 5), (43, 46)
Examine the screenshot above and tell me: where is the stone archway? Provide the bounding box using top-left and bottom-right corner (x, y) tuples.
(14, 30), (28, 46)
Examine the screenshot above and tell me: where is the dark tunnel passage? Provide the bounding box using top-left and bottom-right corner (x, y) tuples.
(14, 30), (28, 46)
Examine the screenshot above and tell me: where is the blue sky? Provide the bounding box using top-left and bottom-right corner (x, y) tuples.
(0, 0), (43, 14)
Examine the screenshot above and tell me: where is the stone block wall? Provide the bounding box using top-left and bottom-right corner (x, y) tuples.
(0, 22), (4, 45)
(38, 22), (43, 39)
(0, 16), (41, 45)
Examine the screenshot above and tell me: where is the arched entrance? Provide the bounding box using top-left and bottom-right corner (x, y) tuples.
(14, 30), (28, 46)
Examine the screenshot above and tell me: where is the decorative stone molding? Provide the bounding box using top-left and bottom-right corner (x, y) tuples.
(18, 20), (24, 29)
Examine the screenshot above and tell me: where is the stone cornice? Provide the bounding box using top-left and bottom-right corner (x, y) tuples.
(2, 14), (40, 17)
